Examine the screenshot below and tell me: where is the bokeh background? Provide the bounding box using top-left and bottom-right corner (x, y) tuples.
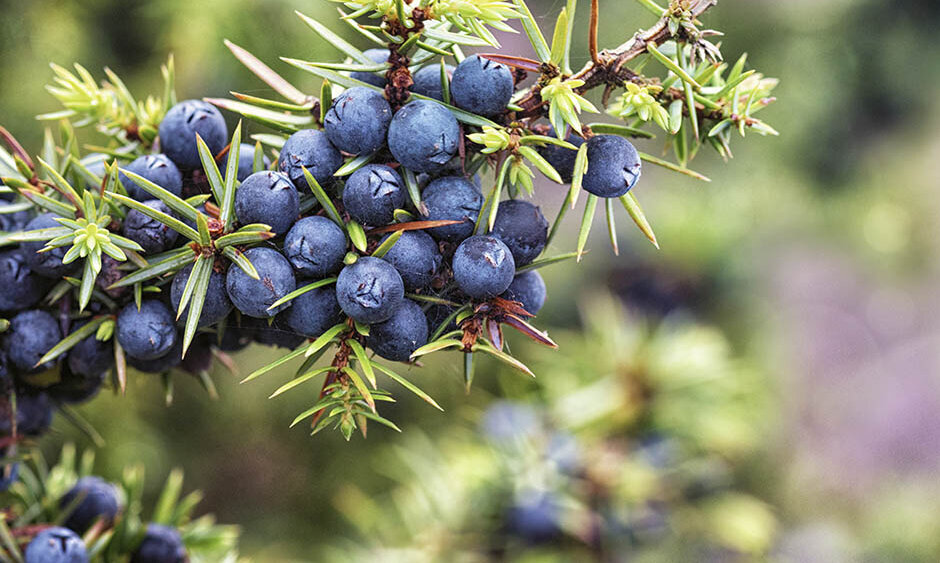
(3, 0), (940, 560)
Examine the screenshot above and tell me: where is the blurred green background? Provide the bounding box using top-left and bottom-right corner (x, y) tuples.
(3, 0), (940, 560)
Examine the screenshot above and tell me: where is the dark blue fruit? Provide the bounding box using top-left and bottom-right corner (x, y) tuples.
(119, 154), (183, 201)
(342, 164), (405, 226)
(81, 153), (109, 190)
(234, 171), (299, 235)
(452, 235), (515, 299)
(225, 247), (296, 318)
(0, 392), (54, 437)
(284, 285), (343, 338)
(22, 213), (79, 278)
(501, 270), (546, 316)
(116, 300), (178, 361)
(422, 176), (483, 242)
(335, 256), (404, 324)
(60, 476), (121, 534)
(222, 142), (271, 182)
(387, 100), (459, 173)
(367, 298), (428, 362)
(325, 87), (392, 155)
(170, 264), (233, 327)
(244, 316), (305, 350)
(0, 250), (48, 313)
(130, 523), (186, 563)
(450, 54), (513, 117)
(159, 100), (228, 170)
(126, 338), (183, 374)
(0, 200), (33, 233)
(536, 129), (585, 184)
(49, 365), (106, 405)
(379, 230), (441, 290)
(582, 135), (642, 198)
(507, 493), (562, 543)
(411, 64), (454, 101)
(278, 129), (343, 190)
(425, 304), (458, 335)
(62, 320), (113, 381)
(350, 48), (389, 87)
(122, 200), (179, 254)
(5, 309), (61, 373)
(283, 216), (347, 278)
(25, 526), (88, 563)
(491, 200), (548, 266)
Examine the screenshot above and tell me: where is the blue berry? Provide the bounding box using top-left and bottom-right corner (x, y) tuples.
(336, 256), (404, 324)
(325, 87), (392, 156)
(425, 304), (458, 335)
(582, 135), (642, 198)
(536, 128), (584, 184)
(119, 154), (183, 201)
(81, 154), (109, 190)
(388, 100), (459, 173)
(0, 391), (53, 437)
(491, 200), (548, 266)
(411, 64), (454, 101)
(225, 247), (296, 318)
(501, 271), (546, 316)
(60, 476), (121, 534)
(159, 100), (228, 170)
(342, 164), (405, 226)
(278, 129), (343, 190)
(116, 300), (178, 361)
(22, 214), (79, 278)
(122, 200), (179, 254)
(126, 338), (183, 374)
(170, 264), (233, 328)
(379, 230), (441, 290)
(130, 523), (186, 563)
(350, 48), (389, 87)
(507, 493), (561, 543)
(5, 309), (61, 373)
(0, 200), (33, 233)
(0, 250), (49, 313)
(234, 171), (299, 235)
(283, 216), (347, 278)
(25, 527), (88, 563)
(452, 235), (515, 299)
(450, 54), (513, 117)
(284, 285), (343, 338)
(49, 365), (105, 405)
(367, 298), (428, 362)
(244, 316), (305, 350)
(222, 142), (271, 182)
(422, 176), (483, 242)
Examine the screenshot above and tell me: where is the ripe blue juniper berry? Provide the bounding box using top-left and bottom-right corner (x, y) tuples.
(283, 216), (347, 278)
(0, 250), (49, 313)
(536, 128), (585, 184)
(582, 135), (643, 198)
(171, 264), (233, 327)
(367, 298), (429, 362)
(158, 99), (228, 170)
(421, 176), (484, 243)
(116, 300), (178, 361)
(225, 247), (297, 318)
(378, 230), (441, 290)
(342, 164), (406, 226)
(126, 338), (183, 375)
(0, 391), (53, 437)
(491, 200), (548, 267)
(450, 54), (514, 117)
(324, 87), (392, 155)
(122, 200), (179, 254)
(24, 526), (88, 563)
(131, 523), (186, 563)
(222, 142), (271, 182)
(350, 48), (389, 87)
(387, 100), (459, 173)
(411, 64), (454, 102)
(59, 476), (121, 534)
(452, 235), (516, 299)
(119, 154), (183, 200)
(284, 285), (343, 339)
(278, 129), (343, 189)
(336, 256), (404, 324)
(49, 365), (106, 404)
(5, 309), (61, 373)
(0, 199), (33, 232)
(501, 270), (547, 316)
(234, 171), (299, 235)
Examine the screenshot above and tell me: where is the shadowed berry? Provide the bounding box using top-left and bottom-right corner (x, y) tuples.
(126, 338), (183, 374)
(491, 200), (548, 266)
(159, 100), (228, 170)
(283, 216), (347, 278)
(336, 256), (404, 324)
(243, 316), (305, 349)
(343, 164), (405, 226)
(425, 304), (458, 335)
(411, 64), (454, 101)
(122, 200), (179, 254)
(225, 247), (296, 318)
(450, 55), (513, 117)
(452, 235), (515, 299)
(0, 250), (49, 313)
(130, 523), (186, 563)
(278, 129), (343, 190)
(49, 365), (106, 405)
(215, 322), (252, 352)
(325, 87), (392, 155)
(116, 300), (178, 361)
(5, 309), (61, 373)
(25, 527), (88, 563)
(60, 476), (121, 534)
(507, 493), (562, 543)
(350, 48), (389, 87)
(422, 176), (483, 243)
(65, 323), (113, 379)
(0, 200), (33, 232)
(119, 154), (183, 201)
(379, 230), (441, 290)
(501, 270), (547, 316)
(284, 285), (343, 338)
(81, 153), (109, 190)
(368, 298), (428, 362)
(170, 264), (233, 327)
(0, 391), (54, 437)
(537, 129), (585, 184)
(22, 213), (79, 278)
(234, 171), (299, 235)
(388, 100), (459, 173)
(582, 135), (642, 198)
(222, 142), (271, 181)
